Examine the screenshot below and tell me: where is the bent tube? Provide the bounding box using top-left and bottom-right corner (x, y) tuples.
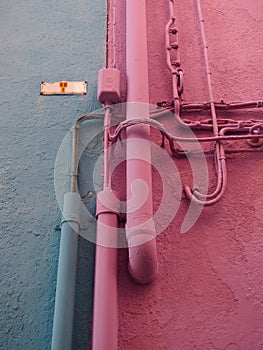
(191, 142), (225, 200)
(184, 153), (227, 206)
(184, 124), (250, 205)
(126, 0), (158, 284)
(192, 125), (245, 201)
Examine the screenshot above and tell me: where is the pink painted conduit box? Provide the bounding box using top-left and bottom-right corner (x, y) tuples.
(97, 68), (121, 104)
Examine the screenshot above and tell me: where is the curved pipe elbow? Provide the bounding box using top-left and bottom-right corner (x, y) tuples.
(184, 183), (226, 206)
(127, 225), (158, 284)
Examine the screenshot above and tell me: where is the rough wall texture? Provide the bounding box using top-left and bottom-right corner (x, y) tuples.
(108, 1), (263, 349)
(0, 1), (106, 349)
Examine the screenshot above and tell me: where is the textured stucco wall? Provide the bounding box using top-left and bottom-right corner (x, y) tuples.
(0, 1), (106, 349)
(108, 0), (263, 349)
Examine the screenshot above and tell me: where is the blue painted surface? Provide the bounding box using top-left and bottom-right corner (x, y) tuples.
(0, 1), (106, 349)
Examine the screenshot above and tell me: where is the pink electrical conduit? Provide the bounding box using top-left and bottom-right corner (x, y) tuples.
(92, 107), (119, 350)
(92, 201), (119, 350)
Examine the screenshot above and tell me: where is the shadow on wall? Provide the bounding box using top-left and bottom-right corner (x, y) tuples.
(72, 238), (95, 350)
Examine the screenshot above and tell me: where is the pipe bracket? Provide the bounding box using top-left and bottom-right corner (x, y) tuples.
(96, 189), (121, 219)
(61, 192), (81, 231)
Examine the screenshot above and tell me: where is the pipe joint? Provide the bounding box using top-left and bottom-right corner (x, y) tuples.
(61, 192), (81, 233)
(96, 189), (121, 220)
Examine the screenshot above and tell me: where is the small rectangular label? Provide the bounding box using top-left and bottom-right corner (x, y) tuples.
(40, 81), (87, 95)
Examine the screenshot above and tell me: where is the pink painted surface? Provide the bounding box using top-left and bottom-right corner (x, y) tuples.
(109, 0), (263, 349)
(92, 193), (118, 350)
(125, 0), (158, 284)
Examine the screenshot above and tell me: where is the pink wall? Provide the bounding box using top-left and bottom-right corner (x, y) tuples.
(109, 1), (263, 349)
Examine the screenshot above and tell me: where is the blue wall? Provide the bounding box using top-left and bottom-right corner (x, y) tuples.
(0, 1), (106, 348)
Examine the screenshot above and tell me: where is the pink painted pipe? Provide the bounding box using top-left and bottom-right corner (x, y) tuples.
(126, 0), (158, 283)
(92, 191), (119, 350)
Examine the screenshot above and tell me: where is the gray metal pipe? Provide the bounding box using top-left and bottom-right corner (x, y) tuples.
(52, 113), (104, 349)
(52, 113), (83, 350)
(51, 192), (81, 350)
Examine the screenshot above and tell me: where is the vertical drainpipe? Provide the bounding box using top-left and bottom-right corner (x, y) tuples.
(92, 187), (119, 350)
(126, 0), (158, 283)
(51, 126), (81, 350)
(92, 68), (121, 349)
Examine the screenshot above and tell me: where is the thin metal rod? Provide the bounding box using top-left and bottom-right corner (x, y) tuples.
(111, 0), (117, 69)
(71, 125), (79, 193)
(184, 155), (227, 205)
(69, 112), (104, 193)
(196, 0), (219, 137)
(103, 106), (112, 189)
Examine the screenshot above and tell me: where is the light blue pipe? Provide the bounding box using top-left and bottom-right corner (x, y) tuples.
(51, 192), (81, 350)
(52, 114), (104, 349)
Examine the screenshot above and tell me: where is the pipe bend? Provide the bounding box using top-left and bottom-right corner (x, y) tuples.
(126, 0), (158, 284)
(126, 220), (158, 284)
(128, 239), (158, 284)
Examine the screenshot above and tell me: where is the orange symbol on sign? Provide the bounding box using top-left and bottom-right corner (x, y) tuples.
(60, 82), (68, 93)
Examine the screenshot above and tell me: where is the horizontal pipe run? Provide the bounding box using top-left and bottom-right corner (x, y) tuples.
(110, 118), (263, 143)
(181, 100), (263, 111)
